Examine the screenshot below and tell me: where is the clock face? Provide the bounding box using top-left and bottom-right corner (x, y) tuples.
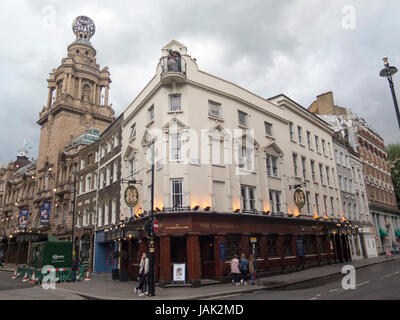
(72, 16), (96, 37)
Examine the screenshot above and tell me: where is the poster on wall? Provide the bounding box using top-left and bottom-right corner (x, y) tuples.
(40, 201), (51, 225)
(173, 263), (186, 283)
(19, 208), (29, 230)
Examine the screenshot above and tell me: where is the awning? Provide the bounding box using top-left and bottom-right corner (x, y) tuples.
(395, 229), (400, 237)
(379, 227), (388, 237)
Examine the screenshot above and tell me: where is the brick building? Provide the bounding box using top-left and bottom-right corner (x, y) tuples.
(0, 16), (115, 264)
(309, 91), (400, 254)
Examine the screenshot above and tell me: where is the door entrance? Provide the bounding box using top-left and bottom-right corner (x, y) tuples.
(199, 236), (215, 279)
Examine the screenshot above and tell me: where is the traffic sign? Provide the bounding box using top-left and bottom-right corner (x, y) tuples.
(153, 219), (159, 232)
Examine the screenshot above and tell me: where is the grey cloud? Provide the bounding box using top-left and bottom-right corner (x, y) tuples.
(1, 0), (399, 164)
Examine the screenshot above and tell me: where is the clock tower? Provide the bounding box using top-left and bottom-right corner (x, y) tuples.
(35, 16), (115, 235)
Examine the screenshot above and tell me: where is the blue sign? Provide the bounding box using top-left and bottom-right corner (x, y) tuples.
(40, 201), (51, 225)
(19, 208), (29, 230)
(296, 238), (305, 257)
(219, 243), (225, 261)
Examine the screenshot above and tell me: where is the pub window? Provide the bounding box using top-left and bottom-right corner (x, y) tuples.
(225, 235), (241, 259)
(266, 235), (278, 257)
(170, 133), (182, 162)
(209, 100), (222, 118)
(304, 236), (316, 254)
(283, 235), (293, 256)
(130, 123), (136, 138)
(319, 237), (327, 253)
(264, 122), (273, 136)
(238, 110), (248, 127)
(171, 179), (183, 208)
(170, 94), (181, 111)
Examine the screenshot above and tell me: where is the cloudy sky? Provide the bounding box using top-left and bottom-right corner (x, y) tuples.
(0, 0), (399, 164)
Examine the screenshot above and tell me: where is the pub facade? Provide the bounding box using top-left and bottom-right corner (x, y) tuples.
(119, 41), (353, 286)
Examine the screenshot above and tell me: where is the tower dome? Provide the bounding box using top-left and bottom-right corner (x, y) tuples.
(72, 16), (96, 43)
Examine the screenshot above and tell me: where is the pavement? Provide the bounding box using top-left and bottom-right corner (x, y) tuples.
(1, 255), (399, 300)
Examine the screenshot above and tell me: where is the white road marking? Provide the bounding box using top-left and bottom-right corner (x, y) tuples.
(203, 293), (242, 300)
(357, 281), (370, 287)
(329, 288), (339, 292)
(309, 297), (318, 300)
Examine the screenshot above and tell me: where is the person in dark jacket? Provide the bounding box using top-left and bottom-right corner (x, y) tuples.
(71, 257), (79, 282)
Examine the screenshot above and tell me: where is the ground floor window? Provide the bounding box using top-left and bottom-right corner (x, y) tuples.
(283, 235), (293, 256)
(266, 235), (278, 257)
(304, 235), (316, 254)
(225, 235), (241, 259)
(319, 237), (327, 253)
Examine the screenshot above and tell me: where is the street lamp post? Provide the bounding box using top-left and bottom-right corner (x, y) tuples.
(147, 140), (156, 297)
(71, 171), (77, 257)
(380, 57), (400, 130)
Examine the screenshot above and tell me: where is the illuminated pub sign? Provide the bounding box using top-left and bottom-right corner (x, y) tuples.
(124, 186), (138, 208)
(294, 189), (306, 209)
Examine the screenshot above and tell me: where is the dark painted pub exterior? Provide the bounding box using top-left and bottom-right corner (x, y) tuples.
(120, 210), (353, 287)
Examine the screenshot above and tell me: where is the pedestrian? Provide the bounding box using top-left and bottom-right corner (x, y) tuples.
(71, 257), (79, 282)
(230, 254), (241, 286)
(134, 252), (149, 296)
(239, 253), (248, 285)
(248, 253), (257, 285)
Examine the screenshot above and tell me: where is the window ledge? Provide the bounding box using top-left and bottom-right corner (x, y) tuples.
(265, 134), (275, 140)
(146, 119), (155, 128)
(129, 136), (136, 143)
(239, 168), (256, 174)
(267, 175), (281, 181)
(299, 143), (306, 148)
(208, 114), (224, 122)
(238, 124), (248, 129)
(168, 110), (183, 114)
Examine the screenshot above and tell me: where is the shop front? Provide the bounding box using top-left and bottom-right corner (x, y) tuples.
(94, 229), (120, 274)
(125, 211), (340, 287)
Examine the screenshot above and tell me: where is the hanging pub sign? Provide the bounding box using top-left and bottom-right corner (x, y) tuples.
(294, 188), (306, 209)
(40, 201), (51, 225)
(124, 186), (138, 208)
(19, 208), (29, 230)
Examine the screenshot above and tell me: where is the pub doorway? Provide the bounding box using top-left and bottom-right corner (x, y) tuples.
(171, 236), (187, 264)
(199, 235), (215, 279)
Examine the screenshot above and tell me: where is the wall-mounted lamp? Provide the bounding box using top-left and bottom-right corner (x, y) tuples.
(234, 209), (240, 214)
(192, 205), (200, 211)
(204, 206), (211, 212)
